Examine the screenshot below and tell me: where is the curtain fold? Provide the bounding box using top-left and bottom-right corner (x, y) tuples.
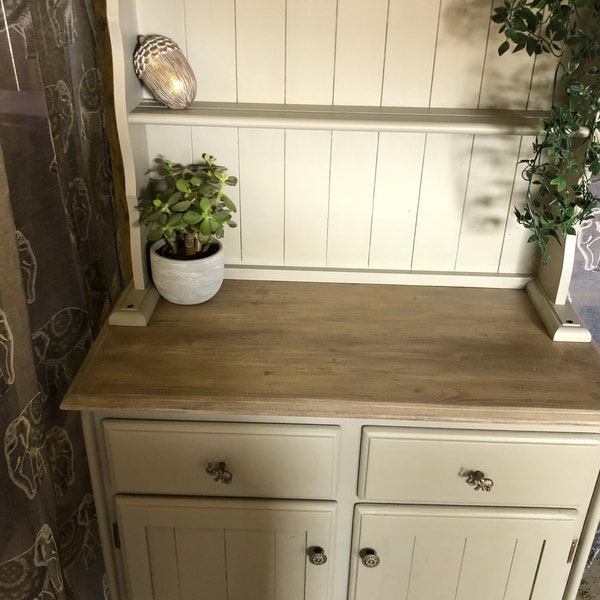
(0, 0), (124, 597)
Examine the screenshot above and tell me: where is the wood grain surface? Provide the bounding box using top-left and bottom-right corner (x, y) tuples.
(62, 281), (600, 425)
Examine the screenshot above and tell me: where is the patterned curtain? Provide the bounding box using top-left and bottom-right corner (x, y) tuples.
(0, 0), (124, 597)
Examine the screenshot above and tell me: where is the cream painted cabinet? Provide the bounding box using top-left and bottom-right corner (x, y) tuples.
(88, 417), (600, 600)
(103, 420), (341, 600)
(116, 496), (336, 600)
(349, 505), (580, 600)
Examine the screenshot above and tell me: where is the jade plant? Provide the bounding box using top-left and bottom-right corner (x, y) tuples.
(138, 154), (238, 258)
(492, 0), (600, 264)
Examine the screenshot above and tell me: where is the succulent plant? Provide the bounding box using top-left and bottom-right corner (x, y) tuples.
(138, 154), (237, 258)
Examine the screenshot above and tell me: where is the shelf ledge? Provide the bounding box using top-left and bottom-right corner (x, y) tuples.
(129, 101), (550, 135)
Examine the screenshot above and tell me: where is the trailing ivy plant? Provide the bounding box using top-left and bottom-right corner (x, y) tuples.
(492, 0), (600, 264)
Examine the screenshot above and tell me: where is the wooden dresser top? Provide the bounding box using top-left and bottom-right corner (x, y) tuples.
(62, 280), (600, 426)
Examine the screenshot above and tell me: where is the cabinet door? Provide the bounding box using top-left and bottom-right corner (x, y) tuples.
(116, 496), (335, 600)
(349, 504), (579, 600)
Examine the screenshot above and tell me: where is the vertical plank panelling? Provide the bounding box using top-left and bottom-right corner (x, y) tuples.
(191, 127), (242, 264)
(408, 536), (464, 597)
(236, 0), (286, 103)
(146, 527), (180, 600)
(503, 539), (543, 600)
(238, 129), (285, 264)
(146, 124), (193, 167)
(479, 0), (535, 109)
(284, 130), (331, 267)
(327, 131), (379, 267)
(274, 531), (306, 600)
(455, 538), (516, 599)
(430, 0), (492, 108)
(286, 0), (337, 105)
(455, 135), (522, 273)
(499, 136), (539, 275)
(528, 52), (558, 110)
(185, 0), (237, 102)
(382, 0), (440, 107)
(134, 0), (186, 101)
(369, 132), (426, 270)
(176, 528), (227, 600)
(226, 530), (276, 600)
(333, 0), (389, 106)
(412, 133), (473, 271)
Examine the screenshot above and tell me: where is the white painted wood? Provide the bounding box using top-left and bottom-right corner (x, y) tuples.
(455, 135), (523, 272)
(430, 0), (492, 108)
(129, 103), (547, 135)
(104, 420), (340, 498)
(358, 427), (600, 507)
(411, 133), (473, 271)
(191, 126), (242, 264)
(526, 279), (592, 342)
(327, 132), (379, 267)
(146, 528), (179, 600)
(538, 234), (578, 305)
(107, 280), (160, 326)
(333, 0), (389, 106)
(349, 505), (579, 600)
(528, 51), (559, 111)
(146, 124), (193, 166)
(116, 496), (335, 600)
(369, 132), (425, 270)
(134, 0), (186, 101)
(480, 0), (536, 109)
(184, 0), (237, 102)
(238, 128), (285, 264)
(382, 0), (440, 107)
(176, 528), (227, 600)
(286, 0), (336, 104)
(498, 136), (539, 274)
(235, 0), (285, 103)
(226, 530), (275, 600)
(284, 130), (331, 267)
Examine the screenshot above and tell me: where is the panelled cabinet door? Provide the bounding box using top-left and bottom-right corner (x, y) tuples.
(116, 496), (335, 600)
(349, 504), (579, 600)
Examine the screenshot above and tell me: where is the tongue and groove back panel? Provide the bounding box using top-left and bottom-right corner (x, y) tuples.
(111, 0), (560, 288)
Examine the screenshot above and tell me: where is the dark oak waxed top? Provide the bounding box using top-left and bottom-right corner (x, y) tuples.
(62, 280), (600, 426)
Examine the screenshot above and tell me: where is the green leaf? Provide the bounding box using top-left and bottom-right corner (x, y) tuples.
(171, 200), (192, 212)
(200, 219), (213, 235)
(200, 197), (212, 213)
(498, 40), (510, 56)
(183, 211), (203, 225)
(147, 228), (164, 242)
(222, 195), (237, 212)
(176, 179), (190, 193)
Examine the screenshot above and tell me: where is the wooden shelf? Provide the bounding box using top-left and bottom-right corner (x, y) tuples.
(129, 101), (548, 135)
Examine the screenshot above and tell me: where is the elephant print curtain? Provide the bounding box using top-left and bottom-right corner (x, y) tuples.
(0, 0), (124, 598)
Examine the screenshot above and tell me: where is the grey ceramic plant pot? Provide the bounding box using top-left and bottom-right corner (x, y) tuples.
(150, 240), (224, 305)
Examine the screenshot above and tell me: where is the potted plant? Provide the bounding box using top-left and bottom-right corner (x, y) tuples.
(138, 154), (238, 304)
(492, 0), (600, 265)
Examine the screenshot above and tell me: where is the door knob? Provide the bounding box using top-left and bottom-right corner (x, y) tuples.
(307, 546), (328, 565)
(360, 548), (380, 568)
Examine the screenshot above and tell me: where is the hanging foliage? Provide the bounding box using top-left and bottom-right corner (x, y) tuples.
(492, 0), (600, 264)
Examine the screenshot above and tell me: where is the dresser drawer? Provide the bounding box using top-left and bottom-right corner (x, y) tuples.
(358, 427), (600, 508)
(103, 420), (340, 499)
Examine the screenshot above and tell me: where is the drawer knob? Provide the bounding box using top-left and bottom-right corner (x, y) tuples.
(307, 546), (328, 565)
(466, 469), (494, 492)
(360, 548), (380, 568)
(206, 461), (233, 484)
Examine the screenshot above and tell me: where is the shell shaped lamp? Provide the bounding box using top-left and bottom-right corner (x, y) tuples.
(133, 35), (197, 109)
